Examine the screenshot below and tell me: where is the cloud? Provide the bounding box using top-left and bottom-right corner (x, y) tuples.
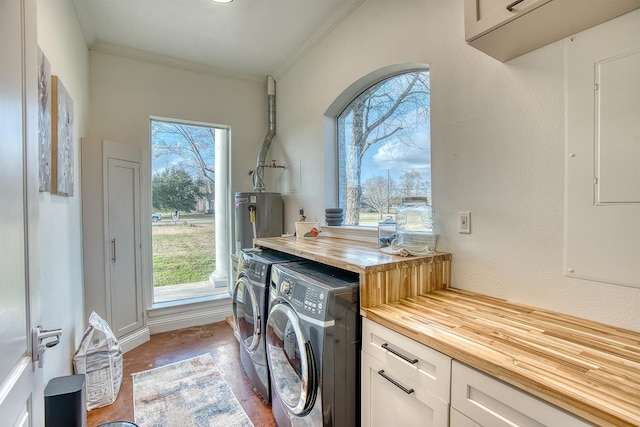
(370, 129), (431, 175)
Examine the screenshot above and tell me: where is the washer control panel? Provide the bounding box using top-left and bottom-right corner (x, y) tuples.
(246, 259), (269, 282)
(277, 278), (328, 317)
(300, 286), (326, 315)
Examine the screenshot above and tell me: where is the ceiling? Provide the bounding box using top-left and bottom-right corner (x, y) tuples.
(72, 0), (364, 78)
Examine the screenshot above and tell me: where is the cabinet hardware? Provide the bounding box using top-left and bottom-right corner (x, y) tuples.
(377, 370), (415, 394)
(382, 343), (419, 364)
(111, 238), (117, 263)
(506, 0), (525, 11)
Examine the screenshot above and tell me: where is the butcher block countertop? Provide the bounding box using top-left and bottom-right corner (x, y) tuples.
(253, 236), (640, 426)
(253, 236), (450, 274)
(364, 289), (640, 427)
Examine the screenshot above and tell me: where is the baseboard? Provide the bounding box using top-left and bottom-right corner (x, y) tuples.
(146, 299), (233, 335)
(119, 327), (151, 353)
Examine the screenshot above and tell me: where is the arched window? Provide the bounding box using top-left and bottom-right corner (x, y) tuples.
(334, 68), (431, 226)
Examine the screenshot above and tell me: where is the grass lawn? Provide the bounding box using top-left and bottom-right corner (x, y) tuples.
(151, 211), (390, 287)
(152, 214), (215, 287)
(358, 211), (393, 227)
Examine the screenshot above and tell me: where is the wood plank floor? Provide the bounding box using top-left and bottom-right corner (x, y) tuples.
(86, 321), (276, 427)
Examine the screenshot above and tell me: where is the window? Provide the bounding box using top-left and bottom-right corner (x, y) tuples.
(336, 69), (431, 226)
(150, 118), (230, 304)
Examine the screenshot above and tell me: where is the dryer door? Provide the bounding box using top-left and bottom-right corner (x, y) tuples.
(232, 274), (261, 352)
(266, 300), (317, 416)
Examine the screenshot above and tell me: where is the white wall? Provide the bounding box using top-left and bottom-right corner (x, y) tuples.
(37, 0), (89, 382)
(85, 49), (269, 316)
(273, 0), (640, 331)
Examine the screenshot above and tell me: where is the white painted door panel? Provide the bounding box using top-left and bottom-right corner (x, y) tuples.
(595, 51), (640, 204)
(106, 158), (143, 338)
(0, 0), (43, 424)
(565, 10), (640, 288)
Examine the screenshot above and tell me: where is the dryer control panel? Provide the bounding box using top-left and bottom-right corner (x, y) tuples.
(277, 278), (328, 317)
(271, 261), (359, 321)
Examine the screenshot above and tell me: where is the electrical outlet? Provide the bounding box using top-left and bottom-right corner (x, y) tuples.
(458, 211), (471, 234)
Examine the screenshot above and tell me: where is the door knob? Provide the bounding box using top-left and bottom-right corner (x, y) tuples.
(32, 326), (62, 368)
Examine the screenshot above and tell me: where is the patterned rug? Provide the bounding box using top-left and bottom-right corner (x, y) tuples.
(133, 354), (253, 427)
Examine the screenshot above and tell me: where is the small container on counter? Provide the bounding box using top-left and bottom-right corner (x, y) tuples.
(377, 216), (397, 248)
(395, 197), (437, 253)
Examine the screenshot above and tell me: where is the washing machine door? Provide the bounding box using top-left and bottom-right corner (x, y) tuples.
(266, 300), (317, 416)
(232, 274), (261, 352)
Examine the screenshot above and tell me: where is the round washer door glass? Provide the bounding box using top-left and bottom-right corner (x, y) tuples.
(232, 274), (261, 352)
(266, 300), (316, 415)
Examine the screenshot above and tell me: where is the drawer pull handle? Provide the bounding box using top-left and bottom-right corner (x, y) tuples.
(381, 343), (418, 364)
(506, 0), (525, 11)
(378, 370), (415, 394)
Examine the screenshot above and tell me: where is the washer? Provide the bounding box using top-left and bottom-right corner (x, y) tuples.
(266, 261), (360, 427)
(232, 248), (302, 402)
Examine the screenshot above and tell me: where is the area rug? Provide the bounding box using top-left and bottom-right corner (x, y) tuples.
(133, 354), (253, 427)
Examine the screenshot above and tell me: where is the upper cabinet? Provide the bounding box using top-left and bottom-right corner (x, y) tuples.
(464, 0), (640, 61)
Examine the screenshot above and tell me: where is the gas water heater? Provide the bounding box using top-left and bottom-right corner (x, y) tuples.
(234, 192), (283, 254)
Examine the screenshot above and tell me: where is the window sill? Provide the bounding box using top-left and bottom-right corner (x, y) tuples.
(320, 225), (378, 244)
(148, 291), (230, 318)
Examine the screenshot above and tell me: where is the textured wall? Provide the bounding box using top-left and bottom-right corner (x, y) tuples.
(273, 0), (640, 331)
(37, 0), (90, 382)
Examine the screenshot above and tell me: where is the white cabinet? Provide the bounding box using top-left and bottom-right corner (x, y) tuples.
(105, 157), (144, 338)
(451, 361), (592, 426)
(450, 409), (481, 427)
(82, 138), (149, 351)
(361, 318), (451, 426)
(464, 0), (640, 61)
(363, 320), (594, 426)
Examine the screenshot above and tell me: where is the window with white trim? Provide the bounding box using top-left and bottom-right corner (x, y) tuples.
(336, 69), (431, 226)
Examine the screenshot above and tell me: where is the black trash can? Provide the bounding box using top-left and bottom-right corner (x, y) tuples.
(44, 374), (86, 427)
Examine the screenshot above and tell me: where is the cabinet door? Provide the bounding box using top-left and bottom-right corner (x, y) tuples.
(106, 158), (143, 338)
(362, 318), (451, 402)
(361, 352), (449, 427)
(451, 361), (591, 426)
(464, 0), (551, 40)
(0, 0), (44, 424)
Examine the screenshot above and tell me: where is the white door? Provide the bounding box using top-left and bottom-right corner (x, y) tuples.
(0, 0), (44, 425)
(106, 158), (144, 338)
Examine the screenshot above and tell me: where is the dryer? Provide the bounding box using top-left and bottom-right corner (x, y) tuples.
(232, 248), (302, 402)
(266, 261), (360, 427)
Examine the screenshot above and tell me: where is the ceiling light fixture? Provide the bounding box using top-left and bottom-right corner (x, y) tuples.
(210, 0), (233, 3)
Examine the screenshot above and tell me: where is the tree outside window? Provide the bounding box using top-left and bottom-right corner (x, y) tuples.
(150, 119), (218, 300)
(337, 70), (431, 226)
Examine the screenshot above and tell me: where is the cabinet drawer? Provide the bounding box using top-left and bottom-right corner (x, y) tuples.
(451, 361), (592, 426)
(361, 351), (449, 427)
(450, 408), (481, 427)
(362, 318), (451, 402)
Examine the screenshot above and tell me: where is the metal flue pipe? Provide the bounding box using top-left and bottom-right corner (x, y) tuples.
(252, 76), (276, 192)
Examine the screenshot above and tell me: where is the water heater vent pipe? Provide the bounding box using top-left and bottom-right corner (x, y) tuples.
(252, 76), (276, 191)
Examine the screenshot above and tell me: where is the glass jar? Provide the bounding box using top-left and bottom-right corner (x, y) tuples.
(377, 216), (397, 248)
(395, 197), (436, 253)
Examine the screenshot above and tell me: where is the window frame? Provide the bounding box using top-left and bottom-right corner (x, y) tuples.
(323, 64), (431, 233)
(148, 116), (232, 307)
